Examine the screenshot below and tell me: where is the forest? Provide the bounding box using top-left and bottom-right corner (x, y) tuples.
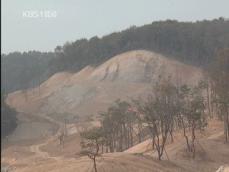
(1, 18), (229, 139)
(52, 18), (229, 72)
(2, 18), (229, 94)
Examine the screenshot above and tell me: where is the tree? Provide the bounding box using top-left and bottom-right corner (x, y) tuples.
(51, 18), (229, 75)
(58, 132), (65, 148)
(177, 84), (207, 158)
(208, 48), (229, 142)
(198, 79), (212, 118)
(100, 100), (136, 152)
(129, 99), (145, 143)
(142, 77), (177, 160)
(80, 127), (103, 172)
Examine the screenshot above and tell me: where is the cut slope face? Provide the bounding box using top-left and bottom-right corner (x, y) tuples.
(90, 50), (201, 83)
(6, 50), (203, 120)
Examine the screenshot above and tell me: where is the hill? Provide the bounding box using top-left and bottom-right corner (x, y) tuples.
(6, 50), (202, 120)
(3, 50), (203, 148)
(2, 50), (229, 172)
(2, 18), (229, 95)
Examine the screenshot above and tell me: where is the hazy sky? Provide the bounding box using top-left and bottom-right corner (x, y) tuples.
(2, 0), (229, 54)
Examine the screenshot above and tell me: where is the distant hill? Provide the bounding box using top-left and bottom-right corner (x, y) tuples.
(2, 18), (229, 95)
(51, 18), (229, 72)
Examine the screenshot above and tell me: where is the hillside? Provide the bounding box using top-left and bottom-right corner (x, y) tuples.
(2, 119), (229, 172)
(6, 50), (202, 120)
(2, 50), (229, 172)
(2, 50), (203, 158)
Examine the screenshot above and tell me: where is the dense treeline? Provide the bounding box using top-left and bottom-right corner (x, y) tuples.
(52, 18), (229, 73)
(2, 18), (229, 94)
(1, 97), (17, 139)
(1, 51), (55, 94)
(1, 51), (53, 139)
(100, 100), (136, 152)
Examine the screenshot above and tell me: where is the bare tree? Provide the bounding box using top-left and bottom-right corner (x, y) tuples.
(59, 132), (65, 148)
(177, 84), (207, 158)
(208, 48), (229, 142)
(198, 79), (212, 118)
(142, 78), (177, 160)
(130, 98), (145, 144)
(80, 127), (103, 172)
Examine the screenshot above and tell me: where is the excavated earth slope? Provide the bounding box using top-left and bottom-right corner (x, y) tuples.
(6, 50), (203, 120)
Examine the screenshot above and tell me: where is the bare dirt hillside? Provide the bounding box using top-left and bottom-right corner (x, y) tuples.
(6, 50), (203, 119)
(4, 50), (203, 145)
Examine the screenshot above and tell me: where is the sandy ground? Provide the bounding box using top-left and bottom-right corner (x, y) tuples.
(2, 117), (229, 172)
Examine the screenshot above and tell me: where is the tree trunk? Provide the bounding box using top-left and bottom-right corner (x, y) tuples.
(224, 109), (229, 142)
(119, 125), (123, 151)
(127, 126), (130, 148)
(227, 108), (229, 142)
(106, 140), (109, 153)
(110, 135), (114, 152)
(138, 122), (142, 143)
(130, 124), (134, 147)
(169, 123), (174, 143)
(206, 82), (212, 118)
(181, 118), (191, 151)
(93, 157), (97, 172)
(124, 124), (127, 149)
(191, 124), (196, 158)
